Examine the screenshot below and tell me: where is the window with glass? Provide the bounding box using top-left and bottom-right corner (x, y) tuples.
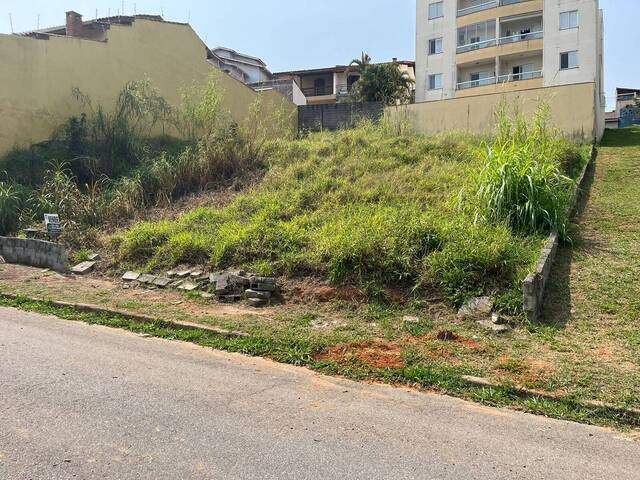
(458, 21), (496, 51)
(428, 74), (443, 90)
(428, 2), (444, 20)
(560, 51), (579, 70)
(429, 38), (443, 55)
(560, 10), (579, 30)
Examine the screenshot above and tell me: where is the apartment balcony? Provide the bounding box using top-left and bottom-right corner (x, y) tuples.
(457, 0), (543, 27)
(457, 30), (543, 63)
(455, 70), (543, 96)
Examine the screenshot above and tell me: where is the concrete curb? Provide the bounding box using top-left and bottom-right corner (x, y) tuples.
(462, 375), (640, 416)
(523, 144), (597, 322)
(0, 292), (250, 338)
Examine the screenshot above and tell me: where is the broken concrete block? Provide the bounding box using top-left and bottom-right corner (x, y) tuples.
(87, 253), (101, 261)
(201, 292), (215, 300)
(137, 274), (157, 285)
(0, 256), (6, 264)
(71, 261), (96, 275)
(250, 282), (278, 292)
(122, 271), (141, 282)
(169, 280), (184, 289)
(190, 270), (204, 278)
(244, 289), (271, 300)
(152, 277), (173, 288)
(478, 319), (511, 334)
(247, 297), (268, 308)
(403, 315), (420, 324)
(177, 281), (198, 291)
(176, 268), (192, 278)
(457, 296), (494, 321)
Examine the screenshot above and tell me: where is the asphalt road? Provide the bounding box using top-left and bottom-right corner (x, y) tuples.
(1, 307), (639, 480)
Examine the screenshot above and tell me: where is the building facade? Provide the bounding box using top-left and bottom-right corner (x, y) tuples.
(415, 0), (604, 121)
(210, 47), (273, 84)
(274, 60), (416, 105)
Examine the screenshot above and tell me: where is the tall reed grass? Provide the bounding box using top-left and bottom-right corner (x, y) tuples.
(475, 102), (582, 239)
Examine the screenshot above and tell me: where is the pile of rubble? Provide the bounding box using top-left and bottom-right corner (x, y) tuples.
(121, 268), (280, 308)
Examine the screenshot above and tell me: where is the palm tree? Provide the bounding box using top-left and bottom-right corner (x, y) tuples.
(349, 52), (372, 74)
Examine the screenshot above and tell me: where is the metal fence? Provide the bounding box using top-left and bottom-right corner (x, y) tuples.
(298, 102), (384, 132)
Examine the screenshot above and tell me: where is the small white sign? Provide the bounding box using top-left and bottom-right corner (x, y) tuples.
(44, 214), (62, 238)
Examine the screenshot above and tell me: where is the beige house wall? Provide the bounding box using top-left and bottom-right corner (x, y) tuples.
(0, 19), (294, 157)
(387, 82), (599, 141)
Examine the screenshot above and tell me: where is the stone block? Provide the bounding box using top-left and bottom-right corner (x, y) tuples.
(244, 289), (271, 300)
(71, 261), (96, 275)
(122, 271), (141, 282)
(137, 274), (157, 285)
(177, 281), (198, 292)
(152, 277), (172, 288)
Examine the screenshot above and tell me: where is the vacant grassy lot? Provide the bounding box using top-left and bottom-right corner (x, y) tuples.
(4, 127), (639, 430)
(114, 120), (585, 312)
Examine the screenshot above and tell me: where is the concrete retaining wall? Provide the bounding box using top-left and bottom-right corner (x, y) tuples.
(523, 145), (597, 321)
(0, 237), (68, 272)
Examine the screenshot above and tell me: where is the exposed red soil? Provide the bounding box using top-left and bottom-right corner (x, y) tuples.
(315, 332), (485, 370)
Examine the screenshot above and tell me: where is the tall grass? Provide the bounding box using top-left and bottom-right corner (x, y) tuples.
(475, 102), (581, 239)
(114, 122), (543, 309)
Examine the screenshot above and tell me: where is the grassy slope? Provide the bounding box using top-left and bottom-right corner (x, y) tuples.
(115, 124), (543, 309)
(540, 127), (640, 406)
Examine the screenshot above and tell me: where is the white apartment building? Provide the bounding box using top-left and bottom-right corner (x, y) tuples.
(415, 0), (605, 113)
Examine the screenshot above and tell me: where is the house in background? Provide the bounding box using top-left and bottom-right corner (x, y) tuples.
(610, 87), (640, 129)
(210, 46), (273, 84)
(273, 60), (416, 105)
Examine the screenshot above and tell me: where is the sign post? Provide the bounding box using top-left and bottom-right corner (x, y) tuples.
(44, 214), (62, 240)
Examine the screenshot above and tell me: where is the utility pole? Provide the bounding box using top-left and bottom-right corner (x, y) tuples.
(37, 14), (40, 30)
(8, 13), (14, 34)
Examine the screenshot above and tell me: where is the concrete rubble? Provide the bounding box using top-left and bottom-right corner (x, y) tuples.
(71, 261), (96, 275)
(457, 296), (512, 334)
(121, 268), (280, 308)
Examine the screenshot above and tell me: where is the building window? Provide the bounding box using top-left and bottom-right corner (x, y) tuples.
(560, 51), (579, 70)
(560, 10), (579, 30)
(429, 38), (443, 55)
(428, 73), (443, 90)
(428, 2), (444, 20)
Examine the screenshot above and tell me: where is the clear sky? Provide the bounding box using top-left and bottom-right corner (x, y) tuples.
(0, 0), (636, 110)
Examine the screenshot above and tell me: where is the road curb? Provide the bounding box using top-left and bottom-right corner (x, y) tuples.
(0, 292), (250, 338)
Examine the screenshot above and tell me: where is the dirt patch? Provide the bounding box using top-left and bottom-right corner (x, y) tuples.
(316, 341), (405, 370)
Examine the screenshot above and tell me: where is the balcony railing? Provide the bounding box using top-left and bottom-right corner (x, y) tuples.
(498, 30), (543, 44)
(456, 38), (496, 54)
(301, 84), (353, 98)
(457, 71), (543, 90)
(457, 0), (497, 17)
(457, 0), (533, 17)
(456, 76), (497, 90)
(497, 70), (543, 83)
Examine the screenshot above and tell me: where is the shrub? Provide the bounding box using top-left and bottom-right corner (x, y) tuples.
(475, 102), (580, 239)
(0, 182), (27, 235)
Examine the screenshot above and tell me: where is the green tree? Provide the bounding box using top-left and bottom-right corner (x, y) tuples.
(348, 53), (414, 106)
